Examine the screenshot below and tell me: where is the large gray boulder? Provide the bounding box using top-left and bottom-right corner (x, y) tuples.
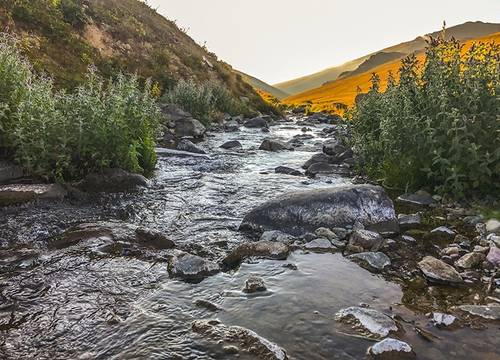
(243, 117), (269, 128)
(176, 139), (206, 154)
(161, 104), (207, 139)
(259, 139), (293, 152)
(169, 253), (220, 281)
(78, 168), (148, 193)
(240, 185), (399, 236)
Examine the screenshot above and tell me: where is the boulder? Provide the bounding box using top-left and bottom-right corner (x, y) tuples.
(223, 241), (290, 267)
(367, 338), (415, 360)
(51, 221), (174, 250)
(486, 246), (500, 267)
(259, 230), (295, 244)
(348, 252), (391, 271)
(349, 230), (385, 252)
(78, 168), (148, 193)
(397, 214), (421, 231)
(304, 238), (336, 252)
(458, 305), (500, 320)
(323, 138), (346, 156)
(0, 160), (23, 183)
(161, 103), (192, 122)
(243, 275), (267, 293)
(169, 253), (219, 280)
(259, 139), (293, 152)
(0, 184), (66, 206)
(486, 219), (500, 235)
(418, 256), (463, 284)
(243, 117), (269, 128)
(240, 185), (399, 236)
(397, 191), (436, 207)
(192, 320), (288, 360)
(305, 163), (337, 177)
(220, 140), (242, 149)
(156, 148), (211, 159)
(455, 252), (485, 269)
(426, 226), (456, 241)
(224, 120), (240, 132)
(335, 307), (398, 338)
(302, 153), (338, 169)
(275, 166), (302, 176)
(177, 139), (206, 154)
(175, 118), (206, 139)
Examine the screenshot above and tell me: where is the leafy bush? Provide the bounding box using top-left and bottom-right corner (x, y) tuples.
(163, 79), (249, 124)
(0, 36), (160, 181)
(349, 37), (499, 199)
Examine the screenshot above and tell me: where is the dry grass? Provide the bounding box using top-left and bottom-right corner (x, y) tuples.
(284, 32), (500, 113)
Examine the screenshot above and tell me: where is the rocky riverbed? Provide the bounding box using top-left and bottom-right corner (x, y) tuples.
(0, 111), (499, 359)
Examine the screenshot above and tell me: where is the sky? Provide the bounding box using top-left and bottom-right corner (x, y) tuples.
(147, 0), (500, 85)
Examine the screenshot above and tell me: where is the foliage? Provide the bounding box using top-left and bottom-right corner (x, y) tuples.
(163, 79), (250, 124)
(348, 37), (500, 199)
(0, 36), (160, 181)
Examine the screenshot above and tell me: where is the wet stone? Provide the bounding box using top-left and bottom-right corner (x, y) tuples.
(426, 226), (456, 241)
(418, 256), (463, 284)
(432, 312), (456, 327)
(349, 230), (385, 252)
(0, 183), (67, 206)
(223, 241), (290, 267)
(398, 213), (421, 231)
(397, 191), (436, 207)
(244, 275), (267, 293)
(335, 306), (398, 339)
(485, 219), (500, 235)
(348, 252), (391, 272)
(303, 238), (335, 252)
(177, 139), (206, 154)
(260, 230), (295, 244)
(169, 253), (220, 281)
(367, 338), (415, 360)
(458, 305), (500, 320)
(78, 168), (148, 193)
(220, 140), (242, 149)
(192, 320), (288, 360)
(274, 166), (302, 176)
(259, 139), (293, 152)
(455, 252), (485, 269)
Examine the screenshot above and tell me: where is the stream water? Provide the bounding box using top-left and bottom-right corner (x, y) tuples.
(0, 117), (499, 359)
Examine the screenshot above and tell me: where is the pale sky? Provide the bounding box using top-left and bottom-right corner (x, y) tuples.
(148, 0), (500, 84)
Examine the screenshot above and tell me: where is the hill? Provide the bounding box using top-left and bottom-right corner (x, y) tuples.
(337, 51), (405, 80)
(235, 70), (290, 100)
(283, 32), (500, 112)
(275, 21), (500, 95)
(0, 0), (268, 111)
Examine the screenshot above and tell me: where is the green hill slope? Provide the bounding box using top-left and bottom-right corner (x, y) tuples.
(235, 70), (290, 100)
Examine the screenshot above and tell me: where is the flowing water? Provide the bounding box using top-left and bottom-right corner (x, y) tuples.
(0, 118), (499, 359)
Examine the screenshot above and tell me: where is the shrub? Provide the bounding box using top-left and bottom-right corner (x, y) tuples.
(163, 79), (248, 124)
(349, 37), (499, 199)
(0, 36), (160, 181)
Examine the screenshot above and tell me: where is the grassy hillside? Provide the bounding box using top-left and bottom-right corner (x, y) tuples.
(284, 32), (500, 113)
(0, 0), (269, 111)
(275, 21), (500, 95)
(337, 52), (405, 80)
(235, 70), (290, 100)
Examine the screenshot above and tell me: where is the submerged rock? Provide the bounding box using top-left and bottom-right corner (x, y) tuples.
(192, 319), (288, 360)
(348, 252), (391, 271)
(52, 221), (175, 250)
(78, 168), (148, 193)
(458, 305), (500, 320)
(176, 139), (206, 154)
(223, 241), (290, 267)
(169, 253), (220, 280)
(244, 275), (267, 293)
(335, 306), (398, 338)
(259, 139), (293, 152)
(275, 166), (302, 176)
(260, 230), (295, 244)
(418, 256), (463, 284)
(220, 140), (242, 149)
(304, 238), (336, 252)
(367, 338), (415, 360)
(348, 230), (385, 252)
(240, 184), (399, 236)
(0, 183), (66, 206)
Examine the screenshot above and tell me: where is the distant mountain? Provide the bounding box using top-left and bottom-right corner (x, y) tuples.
(235, 70), (290, 100)
(337, 52), (406, 80)
(275, 21), (500, 95)
(283, 32), (500, 112)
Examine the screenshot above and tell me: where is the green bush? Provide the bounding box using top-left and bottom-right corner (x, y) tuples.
(0, 36), (160, 181)
(163, 79), (248, 124)
(349, 37), (500, 199)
